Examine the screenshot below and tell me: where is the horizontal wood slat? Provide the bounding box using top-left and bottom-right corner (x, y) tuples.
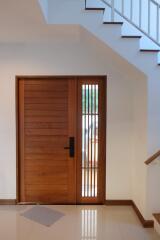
(25, 110), (67, 117)
(25, 84), (68, 92)
(25, 138), (67, 147)
(25, 122), (68, 129)
(24, 116), (67, 123)
(24, 103), (67, 111)
(25, 153), (67, 160)
(24, 91), (68, 98)
(24, 79), (68, 85)
(25, 148), (68, 154)
(25, 193), (68, 203)
(25, 129), (68, 136)
(25, 97), (67, 104)
(25, 159), (67, 170)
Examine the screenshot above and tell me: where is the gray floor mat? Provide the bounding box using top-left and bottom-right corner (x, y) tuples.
(21, 206), (65, 227)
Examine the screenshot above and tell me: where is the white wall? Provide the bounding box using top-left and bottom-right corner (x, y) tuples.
(145, 75), (160, 218)
(146, 163), (160, 217)
(0, 28), (143, 200)
(132, 76), (148, 218)
(131, 72), (160, 220)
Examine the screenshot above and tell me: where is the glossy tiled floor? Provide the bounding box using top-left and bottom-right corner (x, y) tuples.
(0, 205), (159, 240)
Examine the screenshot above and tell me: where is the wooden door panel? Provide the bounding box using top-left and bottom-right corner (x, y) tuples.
(18, 77), (77, 204)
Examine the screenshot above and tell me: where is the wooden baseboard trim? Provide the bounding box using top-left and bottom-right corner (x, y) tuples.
(0, 199), (16, 205)
(104, 200), (154, 228)
(105, 200), (132, 206)
(131, 201), (154, 228)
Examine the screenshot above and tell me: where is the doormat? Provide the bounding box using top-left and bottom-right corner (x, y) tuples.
(21, 206), (65, 227)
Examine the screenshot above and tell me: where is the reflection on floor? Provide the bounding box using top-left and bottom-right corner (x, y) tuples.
(82, 209), (97, 240)
(0, 205), (159, 240)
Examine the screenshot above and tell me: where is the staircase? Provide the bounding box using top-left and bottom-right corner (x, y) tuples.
(85, 0), (160, 68)
(85, 0), (160, 235)
(47, 0), (160, 75)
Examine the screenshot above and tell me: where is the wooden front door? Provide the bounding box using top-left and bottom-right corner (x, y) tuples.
(17, 76), (106, 204)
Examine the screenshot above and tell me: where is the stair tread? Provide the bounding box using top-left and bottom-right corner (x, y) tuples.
(103, 22), (123, 25)
(122, 35), (142, 38)
(140, 49), (160, 52)
(153, 213), (160, 224)
(85, 7), (105, 10)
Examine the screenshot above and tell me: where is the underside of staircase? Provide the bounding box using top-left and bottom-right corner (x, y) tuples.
(85, 0), (160, 67)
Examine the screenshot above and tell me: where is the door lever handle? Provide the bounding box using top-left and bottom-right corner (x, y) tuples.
(64, 137), (75, 157)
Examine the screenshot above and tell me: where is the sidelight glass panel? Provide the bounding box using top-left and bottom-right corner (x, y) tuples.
(82, 84), (99, 198)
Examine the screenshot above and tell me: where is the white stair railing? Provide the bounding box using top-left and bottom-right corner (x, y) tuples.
(99, 0), (160, 47)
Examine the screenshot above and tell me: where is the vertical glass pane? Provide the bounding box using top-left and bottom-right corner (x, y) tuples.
(82, 84), (99, 198)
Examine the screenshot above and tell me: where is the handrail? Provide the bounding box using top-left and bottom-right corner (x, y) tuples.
(145, 150), (160, 165)
(99, 0), (160, 48)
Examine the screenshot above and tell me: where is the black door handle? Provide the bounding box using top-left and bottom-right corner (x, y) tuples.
(64, 137), (75, 157)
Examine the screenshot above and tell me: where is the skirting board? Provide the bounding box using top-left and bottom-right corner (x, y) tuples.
(105, 200), (133, 206)
(0, 199), (16, 205)
(132, 201), (154, 228)
(105, 200), (154, 228)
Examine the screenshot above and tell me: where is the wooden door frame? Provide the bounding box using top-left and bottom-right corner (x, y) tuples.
(76, 76), (107, 204)
(16, 75), (107, 204)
